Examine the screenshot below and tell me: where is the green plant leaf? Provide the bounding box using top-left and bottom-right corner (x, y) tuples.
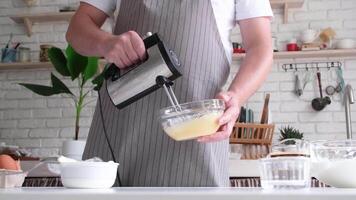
(83, 57), (99, 85)
(48, 47), (70, 77)
(66, 45), (88, 80)
(19, 83), (59, 96)
(51, 73), (73, 95)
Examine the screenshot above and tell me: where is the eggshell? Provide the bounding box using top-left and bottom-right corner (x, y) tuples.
(0, 155), (21, 171)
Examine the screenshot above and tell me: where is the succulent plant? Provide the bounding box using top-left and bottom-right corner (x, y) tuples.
(279, 126), (304, 145)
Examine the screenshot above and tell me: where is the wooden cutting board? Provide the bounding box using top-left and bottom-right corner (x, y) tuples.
(260, 94), (270, 124)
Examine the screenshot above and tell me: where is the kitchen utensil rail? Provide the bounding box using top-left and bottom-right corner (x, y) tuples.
(282, 61), (342, 72)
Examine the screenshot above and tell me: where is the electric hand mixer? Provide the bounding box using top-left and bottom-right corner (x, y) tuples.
(105, 33), (183, 109)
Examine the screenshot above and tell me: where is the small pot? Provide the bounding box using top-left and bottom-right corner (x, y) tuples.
(62, 140), (86, 161)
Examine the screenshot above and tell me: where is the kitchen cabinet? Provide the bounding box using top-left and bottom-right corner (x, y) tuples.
(1, 187), (356, 200)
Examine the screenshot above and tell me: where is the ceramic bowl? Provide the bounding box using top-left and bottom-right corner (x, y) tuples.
(336, 39), (355, 49)
(60, 161), (119, 189)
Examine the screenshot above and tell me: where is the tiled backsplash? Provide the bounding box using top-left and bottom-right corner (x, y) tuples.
(0, 0), (356, 157)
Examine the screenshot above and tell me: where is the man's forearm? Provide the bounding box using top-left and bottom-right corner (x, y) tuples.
(228, 46), (273, 105)
(66, 4), (111, 57)
(66, 3), (146, 68)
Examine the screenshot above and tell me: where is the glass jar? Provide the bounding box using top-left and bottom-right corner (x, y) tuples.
(39, 44), (52, 62)
(18, 47), (31, 62)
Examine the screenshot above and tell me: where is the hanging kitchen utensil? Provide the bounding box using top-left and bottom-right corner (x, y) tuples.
(336, 67), (345, 94)
(311, 72), (331, 111)
(325, 85), (336, 96)
(335, 82), (342, 93)
(295, 72), (303, 96)
(303, 70), (313, 90)
(325, 68), (335, 96)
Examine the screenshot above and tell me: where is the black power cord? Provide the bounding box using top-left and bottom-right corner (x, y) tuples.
(98, 89), (122, 186)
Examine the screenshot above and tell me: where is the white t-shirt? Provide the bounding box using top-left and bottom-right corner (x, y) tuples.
(80, 0), (273, 62)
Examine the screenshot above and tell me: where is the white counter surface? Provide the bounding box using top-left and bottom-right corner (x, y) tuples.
(229, 159), (259, 177)
(1, 187), (356, 200)
(22, 159), (259, 177)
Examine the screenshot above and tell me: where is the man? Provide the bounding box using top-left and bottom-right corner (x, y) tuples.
(66, 0), (273, 187)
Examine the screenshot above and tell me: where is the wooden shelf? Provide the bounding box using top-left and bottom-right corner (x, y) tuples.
(0, 62), (52, 70)
(23, 0), (36, 6)
(232, 49), (356, 61)
(270, 0), (305, 23)
(10, 12), (74, 36)
(0, 60), (106, 71)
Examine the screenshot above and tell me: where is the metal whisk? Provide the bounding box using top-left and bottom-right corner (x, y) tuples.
(156, 76), (182, 111)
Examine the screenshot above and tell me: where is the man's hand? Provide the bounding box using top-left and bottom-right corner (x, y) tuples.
(100, 31), (146, 69)
(197, 91), (241, 143)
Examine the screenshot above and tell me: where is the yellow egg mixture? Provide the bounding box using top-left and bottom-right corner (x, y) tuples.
(164, 112), (222, 141)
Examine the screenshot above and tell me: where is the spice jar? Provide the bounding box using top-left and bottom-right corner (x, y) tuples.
(18, 47), (31, 62)
(39, 44), (52, 62)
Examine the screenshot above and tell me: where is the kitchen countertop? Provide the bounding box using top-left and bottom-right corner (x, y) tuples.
(22, 159), (260, 178)
(1, 187), (356, 200)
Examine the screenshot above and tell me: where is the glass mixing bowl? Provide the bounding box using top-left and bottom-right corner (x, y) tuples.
(310, 140), (356, 188)
(0, 169), (27, 188)
(159, 99), (225, 141)
(259, 156), (311, 189)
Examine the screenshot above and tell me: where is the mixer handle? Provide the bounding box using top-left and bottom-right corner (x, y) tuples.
(105, 33), (162, 81)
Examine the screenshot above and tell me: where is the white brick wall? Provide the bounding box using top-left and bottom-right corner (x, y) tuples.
(0, 0), (355, 157)
(0, 0), (105, 157)
(230, 0), (356, 142)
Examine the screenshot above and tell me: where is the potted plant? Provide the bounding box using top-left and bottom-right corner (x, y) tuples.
(20, 45), (104, 160)
(276, 126), (309, 156)
(279, 126), (304, 145)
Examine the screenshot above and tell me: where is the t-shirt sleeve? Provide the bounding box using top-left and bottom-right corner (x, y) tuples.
(235, 0), (273, 21)
(80, 0), (117, 16)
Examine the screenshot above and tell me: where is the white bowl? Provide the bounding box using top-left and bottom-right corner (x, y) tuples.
(300, 29), (319, 43)
(336, 39), (355, 49)
(60, 161), (118, 189)
(311, 140), (356, 188)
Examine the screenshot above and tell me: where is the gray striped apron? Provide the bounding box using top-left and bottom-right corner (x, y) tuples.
(83, 0), (231, 187)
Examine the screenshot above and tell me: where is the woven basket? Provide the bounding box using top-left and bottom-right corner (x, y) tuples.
(230, 123), (275, 145)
